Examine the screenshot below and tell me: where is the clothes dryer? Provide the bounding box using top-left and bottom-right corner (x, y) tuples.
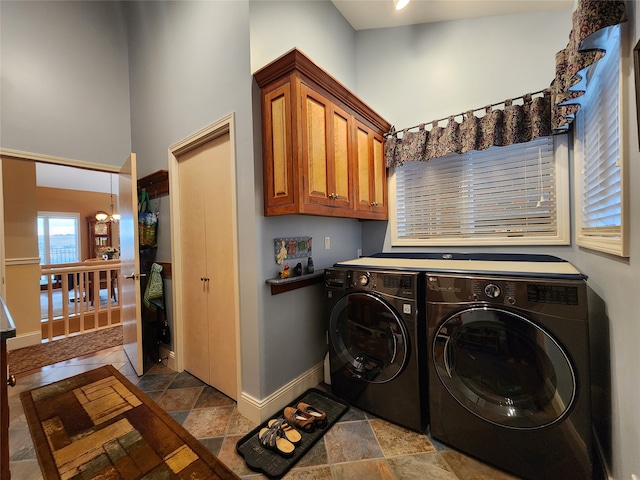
(426, 271), (593, 480)
(325, 266), (428, 432)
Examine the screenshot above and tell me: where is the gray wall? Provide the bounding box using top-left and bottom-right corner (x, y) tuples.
(249, 0), (362, 396)
(123, 0), (262, 397)
(354, 9), (640, 480)
(0, 1), (131, 164)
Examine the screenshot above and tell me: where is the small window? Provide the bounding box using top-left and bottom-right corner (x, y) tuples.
(390, 135), (570, 246)
(38, 212), (81, 264)
(574, 24), (627, 257)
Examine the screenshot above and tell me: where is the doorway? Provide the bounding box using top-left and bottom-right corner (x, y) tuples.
(0, 151), (127, 356)
(169, 114), (241, 401)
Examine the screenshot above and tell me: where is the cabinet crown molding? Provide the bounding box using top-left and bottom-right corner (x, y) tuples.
(254, 48), (391, 133)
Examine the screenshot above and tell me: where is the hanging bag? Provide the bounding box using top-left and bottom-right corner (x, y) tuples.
(138, 189), (158, 248)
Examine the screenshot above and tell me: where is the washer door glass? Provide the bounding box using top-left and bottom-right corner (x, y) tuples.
(433, 307), (576, 429)
(330, 292), (408, 384)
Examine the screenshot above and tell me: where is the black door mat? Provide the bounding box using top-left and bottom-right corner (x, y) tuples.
(236, 388), (349, 478)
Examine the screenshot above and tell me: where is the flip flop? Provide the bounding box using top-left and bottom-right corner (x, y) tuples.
(268, 418), (302, 445)
(283, 406), (315, 433)
(258, 423), (295, 457)
(298, 402), (328, 428)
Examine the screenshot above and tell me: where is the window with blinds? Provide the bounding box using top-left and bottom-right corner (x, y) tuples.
(390, 135), (570, 246)
(575, 24), (628, 257)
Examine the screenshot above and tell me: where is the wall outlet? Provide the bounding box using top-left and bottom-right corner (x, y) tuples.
(324, 236), (330, 250)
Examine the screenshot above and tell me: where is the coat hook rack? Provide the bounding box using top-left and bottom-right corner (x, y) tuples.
(138, 170), (169, 199)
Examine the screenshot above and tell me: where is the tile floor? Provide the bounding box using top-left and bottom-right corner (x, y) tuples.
(8, 345), (518, 480)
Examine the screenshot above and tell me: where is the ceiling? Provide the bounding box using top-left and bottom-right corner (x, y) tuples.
(36, 163), (117, 194)
(330, 0), (573, 31)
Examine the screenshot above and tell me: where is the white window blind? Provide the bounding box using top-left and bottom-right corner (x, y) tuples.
(576, 24), (627, 256)
(391, 135), (570, 246)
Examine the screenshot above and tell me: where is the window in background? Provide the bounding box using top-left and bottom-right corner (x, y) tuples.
(575, 24), (627, 257)
(390, 135), (570, 246)
(38, 212), (81, 264)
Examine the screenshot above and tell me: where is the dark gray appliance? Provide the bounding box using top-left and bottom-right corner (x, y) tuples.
(427, 272), (593, 480)
(325, 267), (428, 432)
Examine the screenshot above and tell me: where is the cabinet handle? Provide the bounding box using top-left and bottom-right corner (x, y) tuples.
(7, 375), (16, 387)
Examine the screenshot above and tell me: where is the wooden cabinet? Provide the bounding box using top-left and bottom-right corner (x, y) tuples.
(87, 216), (112, 258)
(255, 48), (391, 220)
(354, 120), (387, 218)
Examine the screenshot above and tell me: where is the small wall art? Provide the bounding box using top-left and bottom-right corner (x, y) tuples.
(274, 237), (312, 265)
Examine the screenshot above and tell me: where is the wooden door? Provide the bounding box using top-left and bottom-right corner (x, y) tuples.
(301, 85), (351, 210)
(178, 142), (211, 384)
(371, 133), (386, 213)
(120, 154), (144, 375)
(177, 132), (238, 399)
(263, 82), (295, 213)
(355, 121), (387, 219)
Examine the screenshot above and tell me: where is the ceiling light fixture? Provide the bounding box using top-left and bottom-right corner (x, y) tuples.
(95, 173), (120, 223)
(393, 0), (410, 11)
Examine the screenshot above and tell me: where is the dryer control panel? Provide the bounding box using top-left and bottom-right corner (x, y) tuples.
(325, 268), (419, 299)
(426, 273), (587, 316)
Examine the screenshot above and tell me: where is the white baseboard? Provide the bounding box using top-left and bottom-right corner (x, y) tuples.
(237, 362), (324, 425)
(153, 346), (324, 426)
(7, 331), (42, 351)
(158, 345), (177, 371)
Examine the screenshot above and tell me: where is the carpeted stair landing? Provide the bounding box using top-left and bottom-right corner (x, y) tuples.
(8, 326), (123, 376)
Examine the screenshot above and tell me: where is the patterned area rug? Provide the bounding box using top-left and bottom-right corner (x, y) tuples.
(21, 365), (240, 480)
(9, 326), (123, 376)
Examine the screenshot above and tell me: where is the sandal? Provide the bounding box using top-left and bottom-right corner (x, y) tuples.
(283, 406), (315, 433)
(258, 423), (295, 457)
(268, 418), (302, 445)
(298, 402), (328, 428)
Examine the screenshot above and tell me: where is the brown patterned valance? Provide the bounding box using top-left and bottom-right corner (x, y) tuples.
(385, 0), (627, 169)
(551, 0), (627, 131)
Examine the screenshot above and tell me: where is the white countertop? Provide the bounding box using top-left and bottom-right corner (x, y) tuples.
(334, 256), (584, 279)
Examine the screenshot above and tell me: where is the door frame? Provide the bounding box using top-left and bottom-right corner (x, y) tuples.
(0, 148), (121, 347)
(168, 113), (242, 401)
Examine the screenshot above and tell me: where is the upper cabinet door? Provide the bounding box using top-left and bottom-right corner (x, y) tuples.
(262, 81), (296, 213)
(301, 85), (352, 211)
(354, 120), (388, 219)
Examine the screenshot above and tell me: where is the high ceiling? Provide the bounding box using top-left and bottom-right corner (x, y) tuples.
(36, 1), (575, 193)
(330, 0), (573, 31)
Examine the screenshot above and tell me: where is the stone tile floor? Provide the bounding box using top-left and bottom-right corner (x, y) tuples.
(8, 345), (518, 480)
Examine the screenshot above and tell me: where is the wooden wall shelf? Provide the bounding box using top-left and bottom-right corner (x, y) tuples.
(156, 261), (172, 277)
(265, 270), (324, 295)
(138, 170), (169, 199)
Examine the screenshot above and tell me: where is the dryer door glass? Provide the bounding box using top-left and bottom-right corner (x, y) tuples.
(433, 307), (575, 429)
(330, 292), (409, 384)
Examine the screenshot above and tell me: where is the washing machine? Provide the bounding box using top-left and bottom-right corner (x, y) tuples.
(426, 270), (593, 480)
(324, 266), (428, 432)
